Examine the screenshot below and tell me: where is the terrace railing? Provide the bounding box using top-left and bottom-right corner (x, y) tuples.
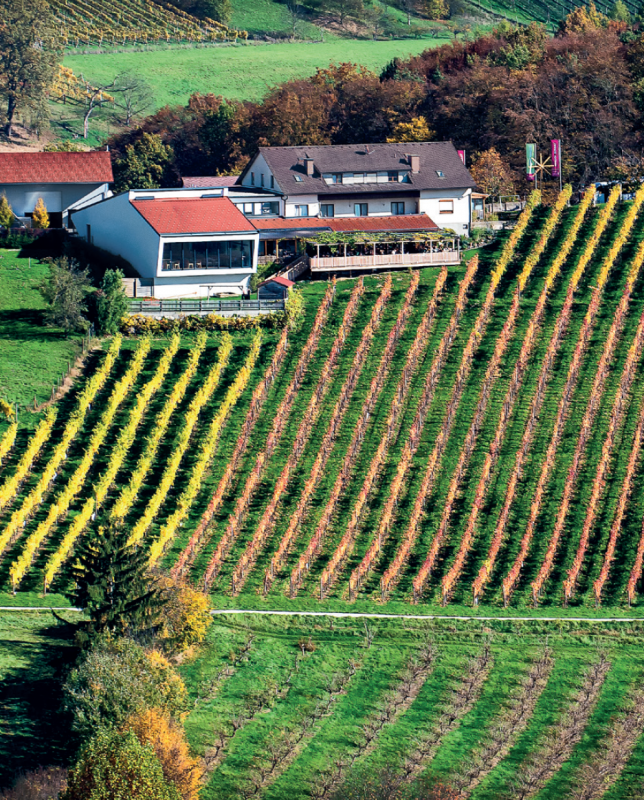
(128, 298), (286, 315)
(310, 250), (460, 272)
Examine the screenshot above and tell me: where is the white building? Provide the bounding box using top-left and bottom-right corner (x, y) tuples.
(71, 188), (259, 299)
(0, 151), (113, 228)
(235, 141), (476, 234)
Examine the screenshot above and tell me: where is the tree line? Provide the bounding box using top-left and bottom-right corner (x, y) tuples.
(107, 6), (644, 193)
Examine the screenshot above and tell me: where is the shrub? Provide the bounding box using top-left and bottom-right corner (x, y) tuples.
(63, 636), (188, 740)
(96, 268), (129, 334)
(120, 310), (286, 334)
(123, 709), (202, 800)
(155, 574), (212, 654)
(61, 729), (180, 800)
(0, 766), (67, 800)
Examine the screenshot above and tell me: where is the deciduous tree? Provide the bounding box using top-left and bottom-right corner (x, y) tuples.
(0, 195), (14, 230)
(387, 116), (434, 141)
(39, 257), (92, 336)
(31, 197), (49, 229)
(0, 0), (61, 137)
(114, 132), (174, 192)
(469, 147), (515, 198)
(155, 575), (212, 653)
(62, 729), (181, 800)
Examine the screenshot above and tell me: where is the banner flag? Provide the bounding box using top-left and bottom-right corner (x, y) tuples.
(551, 139), (561, 177)
(526, 143), (536, 181)
(457, 150), (466, 165)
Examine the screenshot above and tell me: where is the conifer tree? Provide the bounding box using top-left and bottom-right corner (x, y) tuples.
(97, 268), (129, 335)
(71, 522), (162, 636)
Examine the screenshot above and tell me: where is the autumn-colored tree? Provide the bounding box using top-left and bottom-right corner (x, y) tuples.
(558, 2), (607, 34)
(62, 729), (180, 800)
(31, 197), (49, 229)
(155, 574), (212, 653)
(611, 0), (631, 23)
(0, 195), (14, 230)
(469, 147), (515, 199)
(419, 0), (449, 19)
(387, 116), (434, 142)
(123, 709), (202, 800)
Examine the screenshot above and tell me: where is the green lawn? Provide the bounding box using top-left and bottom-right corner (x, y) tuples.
(63, 38), (443, 107)
(0, 251), (83, 413)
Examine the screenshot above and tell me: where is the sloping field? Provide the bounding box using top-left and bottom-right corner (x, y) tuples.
(5, 188), (644, 613)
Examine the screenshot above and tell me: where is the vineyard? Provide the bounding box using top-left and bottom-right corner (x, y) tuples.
(50, 0), (246, 48)
(7, 189), (644, 610)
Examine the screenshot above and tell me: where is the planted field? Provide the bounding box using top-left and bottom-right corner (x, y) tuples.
(8, 190), (644, 612)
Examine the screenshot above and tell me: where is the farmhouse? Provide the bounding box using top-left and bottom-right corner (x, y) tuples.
(71, 188), (259, 299)
(236, 140), (476, 233)
(0, 151), (113, 228)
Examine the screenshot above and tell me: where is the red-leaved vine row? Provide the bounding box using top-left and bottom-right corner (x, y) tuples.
(171, 324), (290, 579)
(398, 194), (540, 603)
(595, 335), (644, 604)
(563, 304), (644, 603)
(626, 431), (644, 603)
(438, 187), (573, 604)
(263, 272), (428, 595)
(229, 275), (394, 594)
(287, 270), (429, 598)
(471, 186), (595, 604)
(500, 185), (625, 605)
(202, 278), (363, 589)
(528, 185), (644, 604)
(308, 261), (466, 600)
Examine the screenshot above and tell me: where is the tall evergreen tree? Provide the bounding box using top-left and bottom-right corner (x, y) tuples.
(97, 268), (129, 335)
(71, 523), (161, 636)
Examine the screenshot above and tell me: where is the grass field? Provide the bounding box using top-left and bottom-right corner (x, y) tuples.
(3, 610), (644, 798)
(63, 38), (443, 107)
(0, 251), (83, 413)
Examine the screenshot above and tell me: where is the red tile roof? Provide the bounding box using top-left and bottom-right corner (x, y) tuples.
(132, 196), (256, 235)
(252, 217), (330, 230)
(0, 151), (113, 184)
(182, 176), (240, 188)
(262, 275), (294, 288)
(329, 214), (438, 232)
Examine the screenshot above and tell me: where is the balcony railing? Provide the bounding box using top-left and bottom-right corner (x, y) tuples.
(128, 298), (286, 315)
(310, 250), (460, 272)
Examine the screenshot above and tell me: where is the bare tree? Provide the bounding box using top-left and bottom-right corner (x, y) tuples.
(286, 0), (305, 39)
(113, 72), (154, 126)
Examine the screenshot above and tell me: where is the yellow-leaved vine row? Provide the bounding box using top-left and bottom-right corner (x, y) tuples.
(0, 408), (56, 513)
(9, 336), (150, 590)
(0, 420), (18, 472)
(127, 333), (233, 547)
(148, 330), (262, 566)
(42, 334), (181, 590)
(110, 330), (208, 523)
(0, 335), (122, 561)
(171, 325), (290, 579)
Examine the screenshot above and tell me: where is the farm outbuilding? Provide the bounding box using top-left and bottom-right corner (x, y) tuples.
(0, 151), (113, 228)
(258, 275), (294, 300)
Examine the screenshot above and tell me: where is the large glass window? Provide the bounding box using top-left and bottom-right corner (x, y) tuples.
(261, 202), (279, 215)
(162, 240), (254, 271)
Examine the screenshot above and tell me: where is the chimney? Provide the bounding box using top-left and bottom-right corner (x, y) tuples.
(408, 154), (420, 173)
(304, 158), (315, 176)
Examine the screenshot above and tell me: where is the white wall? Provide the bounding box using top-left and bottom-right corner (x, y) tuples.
(242, 153), (276, 191)
(283, 194), (318, 217)
(153, 272), (252, 299)
(320, 196), (419, 218)
(72, 193), (160, 277)
(1, 182), (110, 218)
(419, 188), (471, 234)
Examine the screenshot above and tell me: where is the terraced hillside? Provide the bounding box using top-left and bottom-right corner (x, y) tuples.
(5, 187), (644, 612)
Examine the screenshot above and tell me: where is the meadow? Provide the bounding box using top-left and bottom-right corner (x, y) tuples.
(63, 37), (442, 108)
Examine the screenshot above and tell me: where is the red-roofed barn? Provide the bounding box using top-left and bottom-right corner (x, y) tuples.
(0, 151), (113, 228)
(71, 188), (259, 299)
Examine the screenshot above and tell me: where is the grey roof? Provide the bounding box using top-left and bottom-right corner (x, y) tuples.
(247, 141), (476, 195)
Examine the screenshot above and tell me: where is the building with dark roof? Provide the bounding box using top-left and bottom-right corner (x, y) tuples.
(0, 151), (113, 227)
(71, 188), (259, 299)
(237, 141), (476, 235)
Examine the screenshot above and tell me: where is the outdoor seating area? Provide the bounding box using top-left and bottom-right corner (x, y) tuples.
(307, 232), (460, 273)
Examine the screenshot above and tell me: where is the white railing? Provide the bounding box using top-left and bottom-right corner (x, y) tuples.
(310, 250), (460, 271)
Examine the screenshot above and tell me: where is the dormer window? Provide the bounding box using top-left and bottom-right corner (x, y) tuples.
(436, 170), (445, 178)
(323, 173), (342, 184)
